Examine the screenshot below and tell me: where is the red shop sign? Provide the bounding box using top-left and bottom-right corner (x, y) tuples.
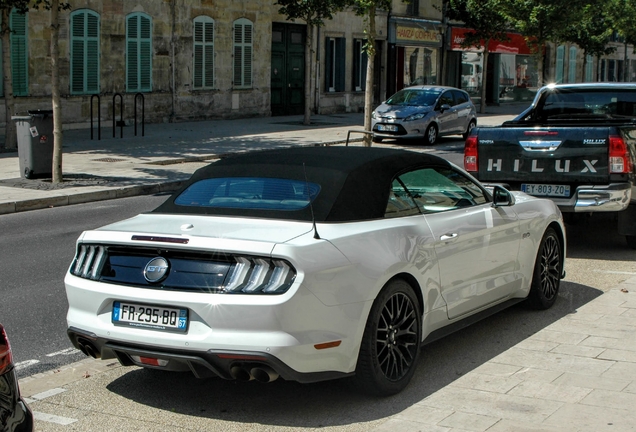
(450, 28), (532, 55)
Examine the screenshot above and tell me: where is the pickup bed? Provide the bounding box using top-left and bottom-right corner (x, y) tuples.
(465, 83), (636, 248)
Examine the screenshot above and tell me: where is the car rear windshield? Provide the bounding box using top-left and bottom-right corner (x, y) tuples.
(386, 89), (441, 106)
(173, 177), (321, 211)
(542, 89), (636, 119)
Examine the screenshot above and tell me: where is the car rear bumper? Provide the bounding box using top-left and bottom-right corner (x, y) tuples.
(552, 183), (632, 212)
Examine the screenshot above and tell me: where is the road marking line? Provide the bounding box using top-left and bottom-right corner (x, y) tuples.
(33, 411), (77, 425)
(31, 387), (66, 400)
(594, 270), (636, 275)
(46, 348), (78, 357)
(14, 359), (39, 371)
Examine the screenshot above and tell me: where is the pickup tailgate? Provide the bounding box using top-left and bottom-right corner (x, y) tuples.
(476, 126), (610, 185)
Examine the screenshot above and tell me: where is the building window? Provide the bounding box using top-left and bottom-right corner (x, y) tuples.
(70, 9), (100, 95)
(10, 9), (28, 96)
(193, 16), (214, 89)
(555, 45), (564, 83)
(126, 12), (152, 93)
(353, 39), (368, 91)
(585, 55), (593, 82)
(325, 37), (345, 92)
(406, 0), (420, 16)
(233, 18), (253, 89)
(568, 46), (576, 83)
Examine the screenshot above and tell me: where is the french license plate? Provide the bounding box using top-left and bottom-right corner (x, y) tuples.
(112, 301), (188, 333)
(378, 124), (398, 132)
(521, 184), (571, 197)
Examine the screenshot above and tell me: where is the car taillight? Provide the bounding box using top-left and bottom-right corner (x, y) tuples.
(464, 135), (478, 172)
(0, 324), (13, 375)
(609, 135), (633, 174)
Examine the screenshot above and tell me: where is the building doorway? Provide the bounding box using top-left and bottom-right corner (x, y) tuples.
(271, 23), (305, 116)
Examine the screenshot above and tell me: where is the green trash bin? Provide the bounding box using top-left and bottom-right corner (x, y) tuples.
(12, 110), (54, 179)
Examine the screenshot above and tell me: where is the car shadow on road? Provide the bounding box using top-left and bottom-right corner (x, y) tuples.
(104, 281), (601, 429)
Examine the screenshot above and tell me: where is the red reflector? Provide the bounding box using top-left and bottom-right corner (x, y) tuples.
(524, 130), (558, 136)
(139, 356), (160, 366)
(314, 341), (342, 350)
(464, 135), (478, 172)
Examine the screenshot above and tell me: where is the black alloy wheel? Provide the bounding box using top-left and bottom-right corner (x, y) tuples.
(354, 279), (421, 396)
(526, 227), (561, 310)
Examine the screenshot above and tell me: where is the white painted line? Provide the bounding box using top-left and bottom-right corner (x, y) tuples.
(33, 411), (78, 425)
(46, 347), (79, 357)
(14, 359), (39, 371)
(31, 387), (67, 400)
(23, 397), (36, 404)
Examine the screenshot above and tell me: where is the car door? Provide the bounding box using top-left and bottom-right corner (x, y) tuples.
(435, 90), (457, 134)
(396, 166), (522, 320)
(452, 90), (474, 133)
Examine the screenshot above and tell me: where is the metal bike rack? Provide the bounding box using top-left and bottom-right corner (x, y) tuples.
(113, 93), (124, 138)
(134, 93), (145, 137)
(90, 94), (101, 140)
(345, 130), (373, 146)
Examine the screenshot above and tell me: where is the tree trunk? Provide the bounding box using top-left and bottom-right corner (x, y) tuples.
(2, 9), (16, 150)
(363, 6), (376, 147)
(479, 46), (489, 114)
(51, 0), (63, 183)
(303, 23), (313, 126)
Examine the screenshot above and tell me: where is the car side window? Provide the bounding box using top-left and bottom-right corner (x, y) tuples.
(395, 167), (488, 213)
(438, 91), (454, 108)
(385, 179), (420, 218)
(453, 90), (468, 105)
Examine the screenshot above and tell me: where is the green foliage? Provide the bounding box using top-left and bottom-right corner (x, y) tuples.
(276, 0), (350, 27)
(447, 0), (510, 49)
(562, 0), (614, 57)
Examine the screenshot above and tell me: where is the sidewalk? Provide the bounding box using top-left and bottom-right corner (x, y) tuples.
(0, 104), (522, 215)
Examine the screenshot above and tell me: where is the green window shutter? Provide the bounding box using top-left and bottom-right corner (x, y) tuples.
(556, 45), (565, 84)
(193, 16), (214, 89)
(325, 38), (334, 91)
(70, 10), (100, 95)
(10, 10), (28, 97)
(233, 18), (253, 88)
(335, 38), (345, 92)
(126, 13), (152, 93)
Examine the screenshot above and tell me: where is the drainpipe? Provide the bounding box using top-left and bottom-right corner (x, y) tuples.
(170, 0), (176, 122)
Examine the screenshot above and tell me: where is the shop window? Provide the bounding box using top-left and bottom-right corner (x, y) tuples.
(568, 47), (576, 83)
(233, 18), (253, 89)
(353, 39), (367, 92)
(325, 37), (345, 92)
(126, 12), (152, 93)
(193, 16), (215, 90)
(405, 46), (436, 86)
(10, 9), (28, 96)
(70, 9), (100, 95)
(555, 45), (564, 83)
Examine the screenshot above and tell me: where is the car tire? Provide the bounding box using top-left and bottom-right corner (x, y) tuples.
(462, 120), (476, 140)
(424, 124), (438, 145)
(372, 135), (383, 143)
(626, 235), (636, 250)
(525, 227), (562, 310)
(353, 278), (421, 396)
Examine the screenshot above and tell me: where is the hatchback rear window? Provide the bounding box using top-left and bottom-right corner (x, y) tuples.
(174, 177), (321, 211)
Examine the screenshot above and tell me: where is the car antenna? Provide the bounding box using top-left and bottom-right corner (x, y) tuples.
(303, 163), (321, 240)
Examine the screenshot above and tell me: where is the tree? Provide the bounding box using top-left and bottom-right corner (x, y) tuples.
(447, 0), (510, 113)
(276, 0), (349, 125)
(351, 0), (390, 147)
(606, 0), (636, 80)
(0, 0), (29, 151)
(504, 0), (575, 85)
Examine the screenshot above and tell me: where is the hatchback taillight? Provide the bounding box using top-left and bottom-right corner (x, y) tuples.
(0, 324), (13, 375)
(464, 135), (478, 172)
(609, 135), (633, 174)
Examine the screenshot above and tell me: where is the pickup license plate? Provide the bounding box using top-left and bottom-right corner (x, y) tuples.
(112, 301), (188, 333)
(377, 124), (398, 132)
(521, 184), (570, 197)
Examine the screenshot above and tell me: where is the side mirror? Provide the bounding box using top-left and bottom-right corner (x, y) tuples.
(439, 103), (451, 112)
(492, 185), (515, 207)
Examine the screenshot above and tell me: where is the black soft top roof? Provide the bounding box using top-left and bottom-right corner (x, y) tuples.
(152, 146), (453, 222)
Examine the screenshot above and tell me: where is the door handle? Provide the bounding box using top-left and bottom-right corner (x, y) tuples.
(440, 233), (458, 241)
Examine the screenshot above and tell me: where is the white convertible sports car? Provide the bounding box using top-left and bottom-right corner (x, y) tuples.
(65, 146), (565, 396)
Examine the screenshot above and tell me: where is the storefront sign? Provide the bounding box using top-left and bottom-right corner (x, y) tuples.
(396, 25), (441, 45)
(450, 28), (532, 55)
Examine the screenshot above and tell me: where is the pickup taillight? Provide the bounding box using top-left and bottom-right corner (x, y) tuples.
(464, 135), (478, 172)
(0, 324), (12, 375)
(609, 135), (633, 174)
